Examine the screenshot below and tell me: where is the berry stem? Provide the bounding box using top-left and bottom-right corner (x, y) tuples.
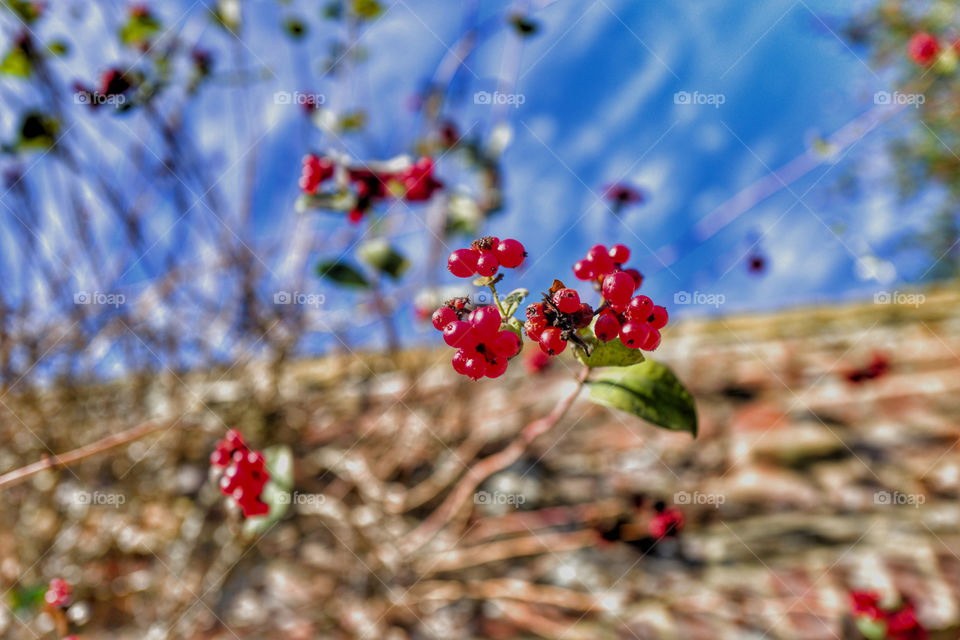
(487, 281), (508, 318)
(399, 365), (590, 553)
(0, 419), (177, 491)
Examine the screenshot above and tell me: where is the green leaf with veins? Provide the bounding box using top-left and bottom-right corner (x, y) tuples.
(587, 359), (697, 436)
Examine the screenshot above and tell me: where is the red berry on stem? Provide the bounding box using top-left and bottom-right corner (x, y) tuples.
(573, 259), (595, 280)
(448, 249), (478, 277)
(602, 271), (635, 307)
(552, 288), (581, 314)
(452, 349), (470, 374)
(619, 322), (651, 349)
(495, 239), (525, 268)
(526, 302), (546, 322)
(443, 320), (476, 348)
(463, 357), (486, 380)
(608, 244), (630, 264)
(586, 244), (615, 275)
(626, 295), (653, 321)
(492, 330), (521, 358)
(641, 327), (661, 351)
(909, 32), (940, 66)
(432, 306), (457, 331)
(524, 318), (545, 341)
(539, 327), (566, 355)
(468, 306), (502, 337)
(594, 311), (621, 342)
(476, 252), (499, 277)
(485, 357), (508, 378)
(574, 302), (594, 328)
(623, 268), (643, 288)
(650, 305), (668, 329)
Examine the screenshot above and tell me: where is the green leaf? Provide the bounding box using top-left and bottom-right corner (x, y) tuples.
(587, 359), (697, 436)
(243, 445), (293, 537)
(3, 0), (42, 24)
(47, 40), (69, 56)
(119, 12), (161, 47)
(0, 46), (30, 77)
(575, 334), (645, 368)
(353, 0), (383, 20)
(316, 259), (370, 289)
(854, 616), (886, 640)
(358, 239), (409, 280)
(16, 111), (59, 150)
(501, 288), (528, 314)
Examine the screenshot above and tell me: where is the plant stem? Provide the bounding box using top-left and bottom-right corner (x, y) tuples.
(487, 280), (507, 317)
(399, 365), (590, 553)
(0, 419), (178, 491)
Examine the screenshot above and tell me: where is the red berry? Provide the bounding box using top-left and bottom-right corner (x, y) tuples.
(476, 251), (499, 277)
(626, 295), (654, 322)
(524, 318), (545, 341)
(539, 327), (566, 355)
(526, 302), (546, 322)
(45, 578), (71, 608)
(463, 356), (486, 380)
(573, 259), (596, 280)
(602, 271), (635, 307)
(552, 288), (581, 314)
(594, 311), (621, 342)
(443, 320), (477, 349)
(641, 327), (661, 351)
(649, 305), (668, 329)
(623, 268), (643, 288)
(432, 306), (457, 331)
(586, 244), (615, 275)
(619, 322), (651, 349)
(452, 349), (470, 375)
(492, 330), (522, 358)
(468, 306), (501, 337)
(448, 249), (478, 277)
(574, 302), (594, 328)
(495, 239), (525, 268)
(485, 357), (508, 378)
(909, 32), (940, 66)
(608, 244), (630, 264)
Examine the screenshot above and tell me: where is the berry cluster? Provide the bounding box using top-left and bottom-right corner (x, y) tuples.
(210, 429), (270, 518)
(572, 243), (643, 289)
(524, 289), (594, 356)
(299, 155), (442, 224)
(432, 299), (522, 380)
(45, 578), (71, 608)
(447, 237), (526, 278)
(850, 591), (926, 640)
(593, 293), (667, 351)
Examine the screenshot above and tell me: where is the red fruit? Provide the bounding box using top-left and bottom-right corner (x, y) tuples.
(649, 305), (668, 329)
(640, 327), (661, 351)
(594, 311), (621, 342)
(485, 357), (508, 378)
(909, 32), (940, 66)
(452, 349), (470, 375)
(299, 154), (334, 194)
(462, 357), (486, 380)
(573, 259), (596, 280)
(623, 268), (643, 288)
(626, 295), (653, 322)
(539, 327), (566, 355)
(552, 288), (581, 314)
(525, 350), (552, 374)
(492, 330), (521, 358)
(495, 239), (526, 268)
(602, 271), (635, 307)
(443, 320), (477, 348)
(400, 157), (442, 201)
(524, 318), (545, 341)
(608, 244), (630, 264)
(468, 306), (501, 337)
(432, 306), (457, 331)
(448, 249), (479, 277)
(586, 244), (615, 275)
(574, 302), (594, 328)
(45, 578), (71, 608)
(526, 302), (546, 322)
(649, 506), (684, 539)
(476, 251), (499, 277)
(619, 322), (651, 349)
